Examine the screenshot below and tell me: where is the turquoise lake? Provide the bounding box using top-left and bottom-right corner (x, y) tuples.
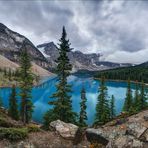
(0, 75), (137, 125)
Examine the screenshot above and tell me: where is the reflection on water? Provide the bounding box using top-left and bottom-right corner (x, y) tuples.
(1, 75), (136, 125)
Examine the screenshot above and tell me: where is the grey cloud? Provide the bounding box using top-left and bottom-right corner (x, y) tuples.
(0, 0), (148, 63)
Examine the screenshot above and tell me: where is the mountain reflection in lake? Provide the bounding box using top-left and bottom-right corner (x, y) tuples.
(1, 75), (137, 125)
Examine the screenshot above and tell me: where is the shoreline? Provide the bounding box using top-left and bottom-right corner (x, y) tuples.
(0, 74), (57, 89)
(94, 77), (148, 87)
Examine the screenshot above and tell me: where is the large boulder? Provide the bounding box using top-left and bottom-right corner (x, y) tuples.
(139, 129), (148, 142)
(50, 120), (78, 140)
(106, 135), (144, 148)
(86, 126), (127, 145)
(126, 122), (147, 139)
(143, 115), (148, 121)
(86, 128), (109, 146)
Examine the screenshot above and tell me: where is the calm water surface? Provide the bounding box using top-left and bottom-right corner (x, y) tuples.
(1, 75), (136, 125)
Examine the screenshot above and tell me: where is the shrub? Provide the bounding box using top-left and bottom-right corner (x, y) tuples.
(27, 124), (40, 132)
(0, 128), (28, 141)
(0, 117), (13, 127)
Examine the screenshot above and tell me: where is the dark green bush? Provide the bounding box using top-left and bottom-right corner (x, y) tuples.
(0, 128), (28, 141)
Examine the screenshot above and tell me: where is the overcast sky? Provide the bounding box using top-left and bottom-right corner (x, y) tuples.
(0, 0), (148, 64)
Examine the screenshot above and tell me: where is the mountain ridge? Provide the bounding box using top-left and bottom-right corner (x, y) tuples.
(0, 23), (48, 69)
(37, 42), (133, 72)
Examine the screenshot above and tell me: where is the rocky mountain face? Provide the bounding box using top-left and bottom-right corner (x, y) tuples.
(37, 42), (101, 71)
(37, 42), (132, 72)
(0, 23), (132, 72)
(0, 23), (48, 69)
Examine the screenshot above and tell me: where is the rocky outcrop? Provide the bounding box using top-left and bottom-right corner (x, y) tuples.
(50, 120), (79, 140)
(86, 110), (148, 148)
(0, 23), (48, 69)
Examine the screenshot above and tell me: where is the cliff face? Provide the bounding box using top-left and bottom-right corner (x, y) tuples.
(0, 23), (48, 69)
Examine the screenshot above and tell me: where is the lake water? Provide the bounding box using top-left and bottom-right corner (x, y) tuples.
(0, 75), (136, 125)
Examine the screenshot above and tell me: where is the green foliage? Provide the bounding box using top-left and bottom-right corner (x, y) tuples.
(27, 124), (40, 132)
(0, 96), (3, 107)
(123, 79), (134, 113)
(95, 76), (110, 125)
(8, 85), (19, 120)
(45, 27), (77, 126)
(110, 95), (116, 119)
(0, 127), (28, 141)
(133, 82), (140, 112)
(138, 81), (147, 110)
(43, 109), (56, 130)
(19, 45), (34, 124)
(95, 65), (148, 83)
(79, 87), (87, 127)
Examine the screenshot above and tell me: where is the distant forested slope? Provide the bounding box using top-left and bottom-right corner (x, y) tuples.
(95, 62), (148, 83)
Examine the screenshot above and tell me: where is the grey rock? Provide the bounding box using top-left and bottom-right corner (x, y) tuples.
(106, 135), (144, 148)
(143, 115), (148, 121)
(50, 120), (78, 140)
(86, 128), (109, 146)
(126, 122), (147, 139)
(139, 129), (148, 142)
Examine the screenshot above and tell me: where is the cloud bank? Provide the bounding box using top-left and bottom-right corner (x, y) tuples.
(0, 0), (148, 64)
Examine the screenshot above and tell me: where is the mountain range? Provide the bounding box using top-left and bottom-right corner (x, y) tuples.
(0, 23), (140, 74)
(37, 42), (133, 72)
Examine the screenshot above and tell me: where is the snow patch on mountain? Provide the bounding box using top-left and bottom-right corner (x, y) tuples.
(37, 46), (50, 58)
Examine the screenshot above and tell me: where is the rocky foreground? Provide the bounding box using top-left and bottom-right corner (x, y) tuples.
(0, 109), (148, 148)
(86, 110), (148, 148)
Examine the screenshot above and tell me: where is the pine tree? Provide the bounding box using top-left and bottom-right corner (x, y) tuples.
(45, 27), (77, 124)
(4, 68), (7, 77)
(95, 76), (110, 125)
(8, 85), (19, 120)
(8, 68), (11, 80)
(19, 45), (34, 124)
(79, 87), (87, 127)
(138, 81), (147, 110)
(0, 95), (3, 108)
(123, 79), (133, 113)
(110, 95), (116, 119)
(133, 81), (140, 112)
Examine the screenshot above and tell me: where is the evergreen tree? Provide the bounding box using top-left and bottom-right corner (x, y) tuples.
(123, 79), (133, 113)
(95, 76), (110, 125)
(110, 95), (116, 119)
(138, 81), (147, 110)
(8, 68), (11, 80)
(79, 87), (87, 127)
(19, 45), (34, 124)
(4, 68), (7, 77)
(8, 85), (19, 120)
(133, 81), (140, 112)
(45, 27), (77, 124)
(0, 95), (3, 108)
